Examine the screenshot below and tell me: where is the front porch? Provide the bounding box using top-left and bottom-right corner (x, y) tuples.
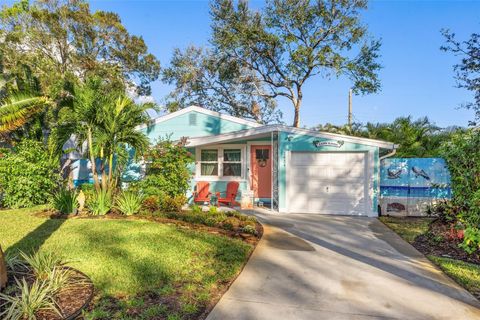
(187, 130), (281, 212)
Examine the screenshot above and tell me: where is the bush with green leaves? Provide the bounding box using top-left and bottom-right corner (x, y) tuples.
(440, 129), (480, 253)
(52, 188), (79, 214)
(88, 190), (112, 215)
(135, 140), (194, 198)
(115, 192), (144, 215)
(0, 140), (60, 208)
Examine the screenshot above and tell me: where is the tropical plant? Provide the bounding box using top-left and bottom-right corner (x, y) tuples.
(136, 140), (194, 198)
(54, 78), (151, 193)
(0, 74), (48, 141)
(87, 190), (113, 216)
(210, 0), (381, 127)
(0, 139), (60, 208)
(20, 251), (65, 281)
(115, 192), (144, 216)
(0, 278), (60, 320)
(316, 116), (453, 157)
(51, 188), (78, 215)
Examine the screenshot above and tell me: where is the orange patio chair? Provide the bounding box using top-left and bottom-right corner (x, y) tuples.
(216, 181), (240, 207)
(193, 181), (211, 204)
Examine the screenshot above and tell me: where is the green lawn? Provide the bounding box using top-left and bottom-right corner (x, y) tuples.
(379, 216), (433, 243)
(380, 216), (480, 299)
(0, 207), (253, 319)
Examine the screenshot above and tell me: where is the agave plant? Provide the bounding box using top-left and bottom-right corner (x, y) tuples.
(115, 191), (144, 216)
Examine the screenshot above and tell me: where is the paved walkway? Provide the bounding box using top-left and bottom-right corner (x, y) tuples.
(207, 213), (480, 320)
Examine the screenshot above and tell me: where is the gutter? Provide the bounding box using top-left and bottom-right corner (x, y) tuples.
(379, 146), (397, 161)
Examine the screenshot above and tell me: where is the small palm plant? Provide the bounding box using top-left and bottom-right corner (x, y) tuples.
(115, 191), (144, 215)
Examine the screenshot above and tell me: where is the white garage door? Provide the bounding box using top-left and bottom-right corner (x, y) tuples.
(287, 152), (368, 215)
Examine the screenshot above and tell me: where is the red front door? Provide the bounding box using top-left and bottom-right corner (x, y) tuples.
(250, 145), (272, 198)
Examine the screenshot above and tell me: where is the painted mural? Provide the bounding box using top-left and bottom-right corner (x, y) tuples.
(380, 158), (451, 216)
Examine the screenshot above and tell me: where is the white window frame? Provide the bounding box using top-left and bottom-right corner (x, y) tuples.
(195, 144), (246, 181)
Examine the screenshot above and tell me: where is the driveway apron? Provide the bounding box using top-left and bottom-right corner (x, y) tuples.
(207, 213), (480, 320)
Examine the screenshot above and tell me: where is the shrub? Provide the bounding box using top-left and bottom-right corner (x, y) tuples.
(440, 129), (480, 253)
(51, 188), (79, 214)
(241, 225), (258, 236)
(459, 227), (480, 254)
(136, 140), (194, 197)
(0, 140), (60, 208)
(115, 192), (144, 215)
(142, 195), (160, 212)
(191, 204), (202, 214)
(159, 195), (187, 213)
(222, 217), (240, 231)
(88, 190), (112, 215)
(0, 278), (60, 320)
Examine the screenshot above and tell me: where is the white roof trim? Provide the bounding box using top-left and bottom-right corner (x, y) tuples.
(186, 124), (397, 149)
(136, 105), (262, 130)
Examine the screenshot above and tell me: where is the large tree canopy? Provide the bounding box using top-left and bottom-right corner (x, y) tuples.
(441, 28), (480, 126)
(210, 0), (381, 127)
(162, 45), (282, 124)
(0, 0), (160, 100)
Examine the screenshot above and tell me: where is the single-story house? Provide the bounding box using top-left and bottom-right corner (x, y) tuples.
(73, 106), (397, 217)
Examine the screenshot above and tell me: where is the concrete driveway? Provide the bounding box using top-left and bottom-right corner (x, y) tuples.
(207, 212), (480, 320)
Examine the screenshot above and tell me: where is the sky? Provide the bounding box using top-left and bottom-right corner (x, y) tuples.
(7, 0), (480, 128)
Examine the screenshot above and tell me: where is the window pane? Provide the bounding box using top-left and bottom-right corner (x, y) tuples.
(201, 149), (218, 161)
(224, 149), (241, 162)
(201, 163), (218, 176)
(223, 163), (241, 176)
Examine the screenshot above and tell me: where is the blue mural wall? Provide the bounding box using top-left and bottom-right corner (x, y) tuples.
(380, 158), (451, 216)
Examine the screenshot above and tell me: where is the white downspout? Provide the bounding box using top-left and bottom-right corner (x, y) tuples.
(379, 147), (397, 161)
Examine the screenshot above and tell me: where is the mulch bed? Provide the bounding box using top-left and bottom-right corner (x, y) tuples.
(412, 219), (480, 265)
(35, 210), (264, 245)
(1, 267), (94, 320)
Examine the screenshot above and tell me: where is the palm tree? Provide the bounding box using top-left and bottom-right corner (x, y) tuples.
(95, 96), (150, 190)
(55, 78), (151, 192)
(0, 78), (48, 139)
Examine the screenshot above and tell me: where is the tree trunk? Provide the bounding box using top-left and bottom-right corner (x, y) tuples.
(0, 245), (7, 291)
(87, 127), (101, 192)
(292, 94), (302, 128)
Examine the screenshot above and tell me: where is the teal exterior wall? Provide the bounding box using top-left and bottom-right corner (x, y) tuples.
(278, 131), (380, 215)
(139, 110), (256, 143)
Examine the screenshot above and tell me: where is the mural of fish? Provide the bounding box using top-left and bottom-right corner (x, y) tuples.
(387, 168), (402, 179)
(387, 202), (406, 212)
(412, 166), (430, 180)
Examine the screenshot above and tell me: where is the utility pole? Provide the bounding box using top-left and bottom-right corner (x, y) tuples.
(348, 89), (352, 129)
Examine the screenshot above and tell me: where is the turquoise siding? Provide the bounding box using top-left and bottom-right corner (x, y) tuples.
(139, 111), (256, 143)
(278, 131), (380, 214)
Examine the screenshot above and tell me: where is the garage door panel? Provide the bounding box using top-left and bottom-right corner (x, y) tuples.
(290, 167), (365, 179)
(288, 152), (368, 215)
